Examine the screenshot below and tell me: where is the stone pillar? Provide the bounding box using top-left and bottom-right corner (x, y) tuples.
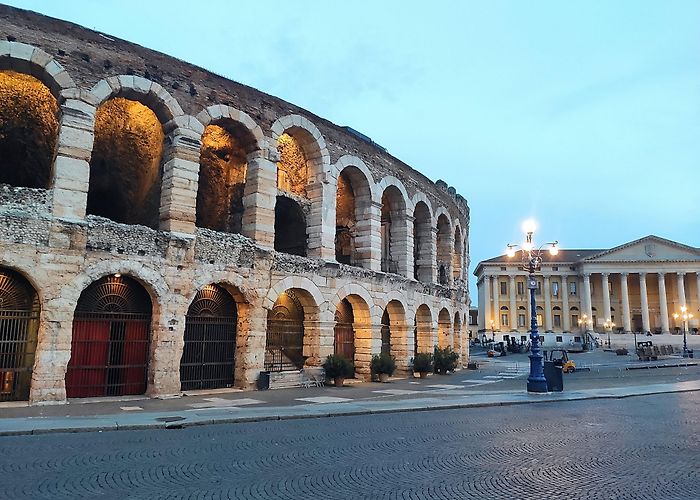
(482, 274), (491, 330)
(159, 118), (203, 234)
(677, 272), (687, 307)
(366, 201), (383, 272)
(428, 227), (439, 283)
(543, 275), (552, 331)
(305, 180), (335, 260)
(582, 273), (593, 327)
(389, 212), (413, 278)
(491, 275), (500, 330)
(620, 273), (632, 333)
(562, 275), (570, 331)
(509, 275), (517, 330)
(51, 92), (97, 220)
(639, 273), (650, 334)
(658, 273), (670, 334)
(242, 151), (277, 248)
(601, 273), (612, 325)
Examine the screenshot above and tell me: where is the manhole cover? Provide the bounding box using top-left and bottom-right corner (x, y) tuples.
(155, 416), (186, 423)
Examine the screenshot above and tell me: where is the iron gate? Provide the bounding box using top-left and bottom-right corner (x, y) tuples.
(265, 318), (304, 371)
(181, 285), (237, 390)
(0, 270), (39, 402)
(66, 276), (152, 398)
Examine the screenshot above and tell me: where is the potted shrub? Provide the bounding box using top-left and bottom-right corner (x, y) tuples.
(412, 352), (433, 378)
(433, 345), (459, 375)
(370, 353), (396, 382)
(322, 354), (354, 387)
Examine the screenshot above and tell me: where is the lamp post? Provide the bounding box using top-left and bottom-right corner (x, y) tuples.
(578, 314), (594, 349)
(603, 319), (615, 348)
(673, 306), (693, 357)
(506, 219), (558, 393)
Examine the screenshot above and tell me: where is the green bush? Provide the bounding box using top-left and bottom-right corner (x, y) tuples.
(370, 352), (396, 376)
(433, 345), (459, 374)
(322, 354), (355, 379)
(411, 352), (433, 373)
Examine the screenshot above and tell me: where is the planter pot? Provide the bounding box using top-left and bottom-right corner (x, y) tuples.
(418, 371), (429, 379)
(334, 377), (345, 387)
(378, 373), (390, 383)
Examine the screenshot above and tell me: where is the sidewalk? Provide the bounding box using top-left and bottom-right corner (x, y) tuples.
(2, 368), (698, 436)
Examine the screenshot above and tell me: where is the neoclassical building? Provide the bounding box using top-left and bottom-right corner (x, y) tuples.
(0, 6), (469, 404)
(474, 235), (700, 342)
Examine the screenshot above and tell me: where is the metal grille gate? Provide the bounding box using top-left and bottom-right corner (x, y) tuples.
(0, 270), (39, 402)
(66, 276), (152, 398)
(334, 298), (355, 362)
(265, 290), (305, 372)
(181, 285), (237, 390)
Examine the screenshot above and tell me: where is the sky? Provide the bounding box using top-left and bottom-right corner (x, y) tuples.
(5, 0), (700, 302)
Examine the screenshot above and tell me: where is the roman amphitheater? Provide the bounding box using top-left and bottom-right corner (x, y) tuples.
(0, 5), (469, 404)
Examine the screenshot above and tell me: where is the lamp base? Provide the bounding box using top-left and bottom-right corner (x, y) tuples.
(527, 377), (548, 393)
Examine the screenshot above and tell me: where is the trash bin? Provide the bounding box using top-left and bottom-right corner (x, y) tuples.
(543, 361), (563, 392)
(257, 371), (270, 390)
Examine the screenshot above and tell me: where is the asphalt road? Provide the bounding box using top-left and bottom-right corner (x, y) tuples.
(1, 392), (698, 499)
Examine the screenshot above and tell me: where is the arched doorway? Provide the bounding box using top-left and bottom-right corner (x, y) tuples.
(66, 275), (152, 398)
(334, 298), (355, 362)
(380, 186), (407, 275)
(266, 290), (305, 371)
(380, 309), (391, 356)
(0, 70), (58, 188)
(274, 196), (307, 256)
(453, 226), (462, 280)
(438, 308), (452, 348)
(436, 214), (452, 285)
(0, 269), (40, 402)
(413, 201), (432, 282)
(454, 312), (463, 361)
(415, 304), (433, 354)
(180, 284), (238, 391)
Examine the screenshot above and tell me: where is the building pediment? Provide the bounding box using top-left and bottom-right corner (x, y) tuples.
(583, 235), (700, 263)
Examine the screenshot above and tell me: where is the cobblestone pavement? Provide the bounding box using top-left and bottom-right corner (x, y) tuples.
(1, 393), (699, 499)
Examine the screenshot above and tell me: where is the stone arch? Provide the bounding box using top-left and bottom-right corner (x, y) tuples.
(438, 307), (453, 349)
(378, 178), (411, 276)
(0, 41), (76, 99)
(415, 303), (434, 354)
(334, 157), (375, 268)
(435, 209), (453, 285)
(333, 292), (373, 379)
(454, 311), (463, 363)
(381, 299), (410, 373)
(0, 266), (41, 402)
(194, 106), (264, 235)
(413, 200), (434, 283)
(453, 223), (463, 280)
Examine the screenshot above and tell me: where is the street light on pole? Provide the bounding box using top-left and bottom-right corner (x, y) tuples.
(506, 219), (559, 393)
(578, 314), (594, 349)
(603, 319), (614, 348)
(673, 306), (693, 357)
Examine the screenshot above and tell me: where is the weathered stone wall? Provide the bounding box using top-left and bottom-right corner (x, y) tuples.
(0, 5), (471, 405)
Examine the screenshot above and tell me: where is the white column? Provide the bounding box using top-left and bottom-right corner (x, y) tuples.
(639, 272), (650, 334)
(582, 273), (593, 329)
(677, 272), (687, 306)
(696, 272), (700, 314)
(491, 275), (500, 330)
(620, 272), (632, 333)
(562, 275), (570, 331)
(482, 274), (491, 330)
(658, 273), (670, 334)
(601, 273), (611, 324)
(509, 275), (517, 331)
(543, 275), (552, 331)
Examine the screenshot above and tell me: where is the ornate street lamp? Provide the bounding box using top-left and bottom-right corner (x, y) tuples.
(673, 306), (693, 357)
(603, 319), (615, 348)
(506, 219), (558, 393)
(578, 314), (594, 349)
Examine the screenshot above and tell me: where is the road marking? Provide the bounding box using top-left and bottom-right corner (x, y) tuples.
(295, 396), (353, 404)
(188, 398), (264, 409)
(120, 406), (143, 411)
(427, 384), (463, 389)
(460, 379), (497, 384)
(372, 389), (422, 395)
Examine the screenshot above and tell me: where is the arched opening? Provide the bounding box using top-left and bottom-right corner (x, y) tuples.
(276, 133), (308, 197)
(413, 201), (432, 282)
(0, 268), (40, 402)
(380, 186), (407, 274)
(436, 214), (452, 285)
(334, 294), (372, 378)
(66, 275), (152, 398)
(415, 304), (433, 354)
(180, 284), (238, 391)
(0, 70), (58, 188)
(454, 312), (463, 360)
(87, 98), (164, 228)
(196, 121), (256, 234)
(274, 196), (307, 256)
(335, 166), (373, 268)
(438, 308), (452, 348)
(453, 226), (463, 280)
(380, 309), (391, 356)
(266, 289), (316, 371)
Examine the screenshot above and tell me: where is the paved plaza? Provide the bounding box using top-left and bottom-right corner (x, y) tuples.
(1, 391), (698, 499)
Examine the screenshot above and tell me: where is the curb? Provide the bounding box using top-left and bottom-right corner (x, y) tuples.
(2, 383), (698, 437)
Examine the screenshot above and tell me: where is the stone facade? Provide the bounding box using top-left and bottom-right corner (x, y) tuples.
(0, 6), (470, 404)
